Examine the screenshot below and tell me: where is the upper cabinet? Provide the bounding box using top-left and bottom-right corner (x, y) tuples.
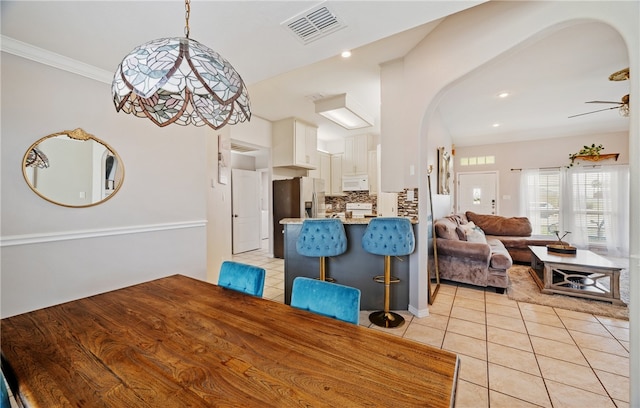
(309, 151), (331, 190)
(330, 153), (344, 196)
(272, 118), (318, 169)
(342, 134), (374, 175)
(368, 149), (378, 195)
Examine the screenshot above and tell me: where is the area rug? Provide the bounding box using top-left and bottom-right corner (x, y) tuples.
(507, 265), (629, 320)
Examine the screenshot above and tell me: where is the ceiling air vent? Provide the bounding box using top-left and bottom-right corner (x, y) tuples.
(283, 5), (345, 45)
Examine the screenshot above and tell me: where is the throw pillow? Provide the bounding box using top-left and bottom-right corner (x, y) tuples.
(466, 226), (487, 244)
(456, 221), (476, 241)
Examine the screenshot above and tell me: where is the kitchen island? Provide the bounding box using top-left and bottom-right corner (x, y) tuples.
(280, 218), (418, 310)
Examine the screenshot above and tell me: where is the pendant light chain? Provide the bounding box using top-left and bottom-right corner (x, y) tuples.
(184, 0), (191, 38)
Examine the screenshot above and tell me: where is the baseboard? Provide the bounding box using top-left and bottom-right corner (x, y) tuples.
(408, 304), (430, 318)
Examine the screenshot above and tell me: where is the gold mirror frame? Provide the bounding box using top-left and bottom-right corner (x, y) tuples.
(427, 165), (440, 304)
(22, 128), (125, 208)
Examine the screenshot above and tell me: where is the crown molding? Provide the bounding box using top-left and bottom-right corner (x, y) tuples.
(1, 35), (112, 84)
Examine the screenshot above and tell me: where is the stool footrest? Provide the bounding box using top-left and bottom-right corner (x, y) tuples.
(373, 275), (400, 284)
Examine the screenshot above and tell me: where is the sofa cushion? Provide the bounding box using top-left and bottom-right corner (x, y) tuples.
(466, 211), (532, 236)
(435, 217), (460, 241)
(486, 238), (513, 269)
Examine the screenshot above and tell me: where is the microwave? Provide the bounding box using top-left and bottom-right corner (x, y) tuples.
(342, 175), (369, 191)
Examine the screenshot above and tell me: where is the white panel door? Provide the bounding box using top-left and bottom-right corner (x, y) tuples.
(457, 172), (498, 215)
(232, 169), (260, 254)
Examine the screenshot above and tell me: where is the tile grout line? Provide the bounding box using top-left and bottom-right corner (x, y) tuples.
(558, 309), (620, 404)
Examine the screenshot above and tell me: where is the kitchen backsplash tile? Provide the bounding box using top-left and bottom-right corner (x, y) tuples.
(397, 188), (418, 219)
(325, 192), (374, 213)
(325, 189), (418, 219)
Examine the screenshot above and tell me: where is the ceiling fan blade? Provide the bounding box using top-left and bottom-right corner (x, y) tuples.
(585, 101), (623, 104)
(568, 106), (620, 118)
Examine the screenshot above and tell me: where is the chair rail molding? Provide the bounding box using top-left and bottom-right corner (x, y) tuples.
(1, 35), (112, 84)
(0, 220), (207, 247)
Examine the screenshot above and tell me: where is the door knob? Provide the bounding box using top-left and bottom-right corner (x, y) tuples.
(233, 214), (239, 218)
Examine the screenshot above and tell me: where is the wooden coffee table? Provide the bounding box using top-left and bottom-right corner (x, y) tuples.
(528, 246), (625, 305)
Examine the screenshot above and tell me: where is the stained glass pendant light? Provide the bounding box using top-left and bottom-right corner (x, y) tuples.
(112, 0), (250, 129)
(26, 147), (49, 168)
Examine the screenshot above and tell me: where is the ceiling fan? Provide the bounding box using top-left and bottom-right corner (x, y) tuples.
(568, 67), (630, 118)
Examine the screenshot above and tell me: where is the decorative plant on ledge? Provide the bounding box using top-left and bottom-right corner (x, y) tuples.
(568, 144), (619, 167)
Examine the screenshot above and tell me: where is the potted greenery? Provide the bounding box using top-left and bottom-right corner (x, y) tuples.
(568, 143), (619, 167)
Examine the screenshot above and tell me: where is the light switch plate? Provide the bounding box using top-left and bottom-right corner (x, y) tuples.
(406, 190), (415, 201)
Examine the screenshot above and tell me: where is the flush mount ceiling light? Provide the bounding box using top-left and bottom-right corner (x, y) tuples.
(112, 0), (250, 130)
(314, 94), (373, 130)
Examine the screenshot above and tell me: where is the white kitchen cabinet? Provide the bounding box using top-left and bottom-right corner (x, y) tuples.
(368, 149), (378, 195)
(320, 152), (331, 190)
(330, 153), (344, 195)
(309, 151), (331, 190)
(342, 134), (373, 175)
(272, 118), (318, 169)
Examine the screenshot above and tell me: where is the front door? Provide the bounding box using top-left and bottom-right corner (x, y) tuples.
(457, 172), (498, 215)
(232, 169), (260, 254)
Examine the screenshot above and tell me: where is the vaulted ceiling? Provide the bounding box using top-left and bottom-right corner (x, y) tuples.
(1, 1), (630, 146)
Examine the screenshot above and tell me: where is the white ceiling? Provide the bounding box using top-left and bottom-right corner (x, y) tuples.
(1, 1), (630, 147)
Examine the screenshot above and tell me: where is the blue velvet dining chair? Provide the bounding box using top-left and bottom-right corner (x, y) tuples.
(290, 277), (361, 325)
(218, 261), (266, 297)
(296, 218), (347, 282)
(1, 371), (10, 408)
(362, 217), (415, 328)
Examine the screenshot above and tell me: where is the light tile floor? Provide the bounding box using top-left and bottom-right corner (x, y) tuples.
(233, 245), (630, 408)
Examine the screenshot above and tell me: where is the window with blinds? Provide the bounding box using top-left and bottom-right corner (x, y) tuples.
(524, 169), (560, 235)
(568, 169), (609, 248)
(522, 165), (629, 255)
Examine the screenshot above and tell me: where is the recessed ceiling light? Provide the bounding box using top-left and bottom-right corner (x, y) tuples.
(497, 92), (510, 98)
(492, 123), (501, 128)
(341, 50), (352, 58)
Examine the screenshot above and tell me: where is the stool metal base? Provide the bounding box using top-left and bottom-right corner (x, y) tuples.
(369, 310), (405, 328)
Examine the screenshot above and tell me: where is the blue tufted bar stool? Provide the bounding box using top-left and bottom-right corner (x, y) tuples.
(362, 217), (415, 328)
(296, 219), (347, 282)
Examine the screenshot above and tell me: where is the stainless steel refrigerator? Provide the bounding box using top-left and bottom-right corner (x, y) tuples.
(273, 177), (325, 258)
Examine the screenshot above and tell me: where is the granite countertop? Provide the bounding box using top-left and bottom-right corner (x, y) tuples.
(280, 217), (418, 225)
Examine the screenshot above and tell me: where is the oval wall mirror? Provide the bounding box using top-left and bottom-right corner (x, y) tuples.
(22, 128), (125, 207)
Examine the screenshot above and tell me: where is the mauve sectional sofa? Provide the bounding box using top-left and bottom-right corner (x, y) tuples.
(434, 211), (560, 293)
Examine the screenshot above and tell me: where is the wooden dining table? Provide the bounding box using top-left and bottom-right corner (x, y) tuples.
(1, 274), (459, 407)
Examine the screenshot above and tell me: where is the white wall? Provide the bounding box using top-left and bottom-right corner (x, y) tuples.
(382, 2), (639, 401)
(456, 131), (629, 216)
(231, 153), (257, 171)
(1, 53), (211, 317)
